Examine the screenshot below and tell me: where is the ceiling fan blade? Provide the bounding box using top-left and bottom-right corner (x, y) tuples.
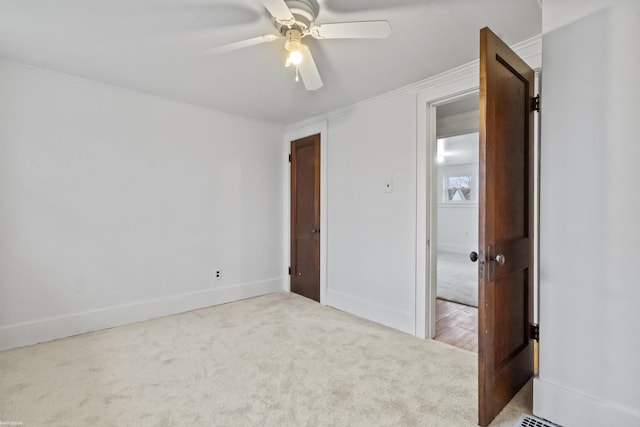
(299, 46), (323, 91)
(260, 0), (295, 24)
(310, 20), (391, 39)
(202, 34), (279, 55)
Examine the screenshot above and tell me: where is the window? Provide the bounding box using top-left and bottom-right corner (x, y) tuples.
(447, 175), (471, 202)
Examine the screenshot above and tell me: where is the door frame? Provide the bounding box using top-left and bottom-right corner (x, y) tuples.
(417, 87), (480, 339)
(426, 91), (481, 339)
(414, 38), (541, 339)
(283, 121), (328, 304)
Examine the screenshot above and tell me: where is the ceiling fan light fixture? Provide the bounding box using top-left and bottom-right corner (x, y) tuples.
(204, 0), (390, 91)
(284, 29), (304, 67)
(287, 50), (303, 66)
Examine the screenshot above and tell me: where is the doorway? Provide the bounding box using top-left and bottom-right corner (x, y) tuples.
(414, 28), (540, 427)
(430, 93), (480, 352)
(290, 133), (321, 302)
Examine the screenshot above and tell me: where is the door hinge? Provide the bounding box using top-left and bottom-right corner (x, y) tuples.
(530, 323), (539, 341)
(288, 266), (291, 275)
(288, 154), (291, 162)
(530, 95), (540, 112)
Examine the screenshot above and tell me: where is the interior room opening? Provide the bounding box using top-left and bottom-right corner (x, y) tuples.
(431, 92), (480, 352)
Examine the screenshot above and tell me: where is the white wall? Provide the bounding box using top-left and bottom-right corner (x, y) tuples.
(0, 62), (284, 351)
(436, 166), (478, 254)
(436, 132), (479, 254)
(535, 1), (640, 425)
(436, 205), (477, 254)
(284, 37), (541, 337)
(324, 91), (418, 333)
(287, 91), (420, 334)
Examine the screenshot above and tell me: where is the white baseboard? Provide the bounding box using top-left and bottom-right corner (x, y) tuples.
(326, 288), (414, 334)
(0, 278), (284, 351)
(534, 377), (640, 427)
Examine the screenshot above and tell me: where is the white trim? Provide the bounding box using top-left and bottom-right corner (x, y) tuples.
(437, 161), (479, 168)
(414, 36), (542, 339)
(417, 89), (479, 339)
(283, 121), (328, 305)
(533, 378), (640, 427)
(437, 204), (479, 209)
(0, 278), (284, 351)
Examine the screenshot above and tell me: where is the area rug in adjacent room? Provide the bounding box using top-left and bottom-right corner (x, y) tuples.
(437, 250), (478, 307)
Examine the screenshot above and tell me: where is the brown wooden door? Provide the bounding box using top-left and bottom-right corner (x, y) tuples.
(477, 27), (535, 426)
(290, 134), (320, 302)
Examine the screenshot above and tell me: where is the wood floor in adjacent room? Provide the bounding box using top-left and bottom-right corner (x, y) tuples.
(435, 298), (478, 353)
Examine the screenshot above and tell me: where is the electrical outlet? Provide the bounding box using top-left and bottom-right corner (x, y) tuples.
(385, 179), (393, 193)
(215, 270), (221, 280)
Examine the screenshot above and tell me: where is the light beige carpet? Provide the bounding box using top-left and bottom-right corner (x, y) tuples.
(0, 292), (531, 426)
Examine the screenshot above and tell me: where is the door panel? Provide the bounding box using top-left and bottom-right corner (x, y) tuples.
(493, 270), (528, 365)
(290, 134), (320, 302)
(478, 27), (535, 426)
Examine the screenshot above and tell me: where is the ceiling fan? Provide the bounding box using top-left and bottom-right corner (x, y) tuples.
(203, 0), (392, 91)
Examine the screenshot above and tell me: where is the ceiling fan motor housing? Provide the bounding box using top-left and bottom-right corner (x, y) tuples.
(282, 0), (318, 30)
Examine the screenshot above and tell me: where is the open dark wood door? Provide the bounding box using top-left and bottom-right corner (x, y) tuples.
(290, 134), (320, 302)
(477, 27), (535, 426)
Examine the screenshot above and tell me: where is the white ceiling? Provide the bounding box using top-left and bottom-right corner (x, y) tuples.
(0, 0), (541, 125)
(437, 92), (479, 119)
(438, 132), (479, 166)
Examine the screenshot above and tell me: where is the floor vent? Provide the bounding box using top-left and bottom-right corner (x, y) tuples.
(514, 414), (561, 427)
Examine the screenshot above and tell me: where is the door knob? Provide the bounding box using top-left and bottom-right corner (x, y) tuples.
(297, 272), (302, 276)
(492, 254), (506, 265)
(470, 251), (478, 262)
(311, 227), (320, 234)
